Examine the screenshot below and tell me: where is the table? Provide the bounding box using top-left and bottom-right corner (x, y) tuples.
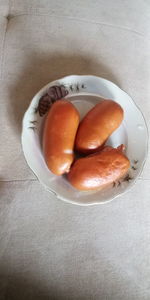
(0, 1), (150, 299)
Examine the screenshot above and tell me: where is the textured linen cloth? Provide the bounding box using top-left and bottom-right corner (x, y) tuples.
(0, 1), (150, 299)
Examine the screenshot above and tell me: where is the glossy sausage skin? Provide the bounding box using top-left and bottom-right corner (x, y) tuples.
(75, 99), (124, 154)
(68, 145), (130, 191)
(43, 100), (80, 175)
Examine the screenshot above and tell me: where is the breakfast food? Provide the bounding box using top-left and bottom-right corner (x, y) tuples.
(75, 99), (124, 154)
(43, 100), (80, 175)
(68, 145), (130, 191)
(42, 95), (129, 194)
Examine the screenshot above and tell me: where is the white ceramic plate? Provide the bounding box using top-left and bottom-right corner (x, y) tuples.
(21, 75), (148, 206)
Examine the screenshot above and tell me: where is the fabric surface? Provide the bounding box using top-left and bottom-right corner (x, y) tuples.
(0, 0), (150, 299)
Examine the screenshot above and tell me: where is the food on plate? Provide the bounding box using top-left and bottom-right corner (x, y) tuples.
(43, 99), (80, 175)
(68, 145), (130, 191)
(42, 96), (129, 193)
(75, 99), (124, 154)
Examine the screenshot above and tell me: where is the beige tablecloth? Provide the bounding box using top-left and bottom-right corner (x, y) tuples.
(0, 1), (150, 299)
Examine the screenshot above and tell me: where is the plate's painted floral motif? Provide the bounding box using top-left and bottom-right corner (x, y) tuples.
(34, 84), (86, 116)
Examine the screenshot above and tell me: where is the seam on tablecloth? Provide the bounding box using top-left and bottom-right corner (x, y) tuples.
(0, 19), (8, 79)
(6, 13), (146, 38)
(0, 178), (149, 183)
(0, 0), (10, 79)
(0, 179), (38, 183)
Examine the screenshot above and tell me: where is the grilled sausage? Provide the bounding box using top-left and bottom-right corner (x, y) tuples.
(68, 145), (130, 191)
(43, 100), (80, 175)
(75, 99), (124, 154)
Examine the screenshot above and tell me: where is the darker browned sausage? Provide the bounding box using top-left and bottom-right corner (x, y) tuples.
(68, 145), (130, 191)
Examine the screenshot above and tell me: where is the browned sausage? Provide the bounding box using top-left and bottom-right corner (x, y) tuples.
(43, 100), (80, 175)
(68, 145), (130, 191)
(75, 99), (124, 154)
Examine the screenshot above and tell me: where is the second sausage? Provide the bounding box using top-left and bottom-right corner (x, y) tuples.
(75, 99), (124, 154)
